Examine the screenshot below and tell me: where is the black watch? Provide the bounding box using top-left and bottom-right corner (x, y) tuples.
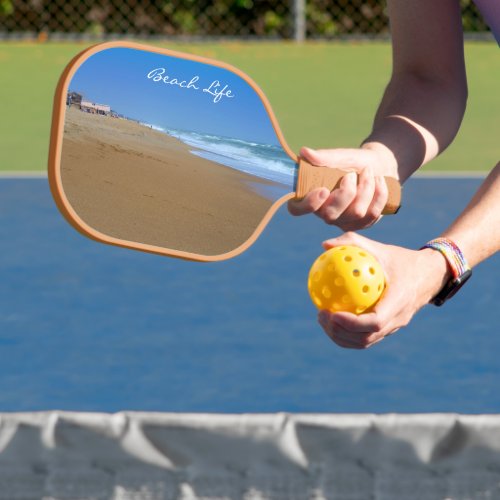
(431, 268), (472, 306)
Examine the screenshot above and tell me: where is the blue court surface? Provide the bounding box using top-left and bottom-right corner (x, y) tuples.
(0, 176), (498, 413)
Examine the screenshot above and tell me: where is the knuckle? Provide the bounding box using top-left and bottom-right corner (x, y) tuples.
(326, 216), (340, 226)
(361, 334), (378, 348)
(376, 176), (389, 195)
(342, 183), (357, 198)
(358, 339), (371, 349)
(371, 319), (385, 332)
(359, 173), (373, 190)
(321, 209), (340, 225)
(350, 205), (368, 219)
(366, 206), (382, 220)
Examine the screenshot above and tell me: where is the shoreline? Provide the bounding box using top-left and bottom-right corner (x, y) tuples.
(60, 108), (283, 256)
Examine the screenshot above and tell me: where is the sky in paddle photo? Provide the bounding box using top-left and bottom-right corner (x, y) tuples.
(68, 47), (281, 146)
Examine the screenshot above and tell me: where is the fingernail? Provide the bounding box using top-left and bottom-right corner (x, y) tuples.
(322, 239), (336, 250)
(319, 189), (329, 200)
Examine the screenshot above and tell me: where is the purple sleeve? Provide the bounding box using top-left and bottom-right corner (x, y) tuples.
(473, 0), (500, 45)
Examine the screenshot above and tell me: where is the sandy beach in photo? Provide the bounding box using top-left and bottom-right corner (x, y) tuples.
(60, 108), (283, 256)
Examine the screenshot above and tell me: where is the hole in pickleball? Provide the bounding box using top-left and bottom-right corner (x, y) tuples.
(334, 277), (344, 287)
(359, 251), (367, 257)
(362, 285), (369, 293)
(342, 295), (351, 304)
(369, 267), (375, 275)
(322, 286), (332, 298)
(313, 271), (321, 282)
(327, 264), (335, 272)
(378, 284), (382, 291)
(352, 269), (360, 277)
(313, 294), (322, 307)
(356, 306), (366, 314)
(344, 256), (352, 262)
(333, 303), (342, 311)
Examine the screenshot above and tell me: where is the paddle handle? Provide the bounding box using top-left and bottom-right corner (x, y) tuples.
(295, 158), (401, 215)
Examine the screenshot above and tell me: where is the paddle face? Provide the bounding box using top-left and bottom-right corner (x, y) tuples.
(49, 42), (298, 261)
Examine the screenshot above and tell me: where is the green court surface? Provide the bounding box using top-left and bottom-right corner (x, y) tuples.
(0, 41), (497, 172)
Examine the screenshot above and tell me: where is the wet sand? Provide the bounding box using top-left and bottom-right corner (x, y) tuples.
(60, 108), (282, 256)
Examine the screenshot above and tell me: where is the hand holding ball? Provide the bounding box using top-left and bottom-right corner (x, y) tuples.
(308, 245), (385, 314)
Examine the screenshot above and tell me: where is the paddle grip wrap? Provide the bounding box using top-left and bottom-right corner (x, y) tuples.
(295, 158), (402, 215)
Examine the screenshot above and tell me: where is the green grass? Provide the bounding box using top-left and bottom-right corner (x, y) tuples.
(0, 41), (497, 172)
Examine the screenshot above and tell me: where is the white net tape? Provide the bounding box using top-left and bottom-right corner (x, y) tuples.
(0, 412), (500, 499)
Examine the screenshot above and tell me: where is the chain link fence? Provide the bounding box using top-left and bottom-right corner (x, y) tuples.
(0, 0), (491, 40)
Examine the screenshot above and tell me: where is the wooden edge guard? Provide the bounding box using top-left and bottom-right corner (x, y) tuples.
(295, 158), (401, 215)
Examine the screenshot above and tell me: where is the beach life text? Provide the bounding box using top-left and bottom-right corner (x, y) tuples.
(147, 68), (234, 104)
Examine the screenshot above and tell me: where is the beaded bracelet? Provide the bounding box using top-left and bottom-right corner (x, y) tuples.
(421, 238), (470, 278)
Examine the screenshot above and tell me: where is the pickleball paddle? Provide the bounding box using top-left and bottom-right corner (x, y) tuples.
(48, 41), (401, 261)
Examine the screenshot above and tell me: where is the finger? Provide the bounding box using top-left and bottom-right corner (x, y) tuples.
(318, 174), (389, 232)
(319, 311), (373, 349)
(299, 147), (331, 167)
(365, 176), (389, 220)
(316, 172), (358, 224)
(328, 167), (378, 231)
(332, 297), (401, 339)
(330, 317), (391, 349)
(330, 311), (385, 335)
(332, 337), (365, 349)
(319, 309), (394, 349)
(328, 327), (381, 349)
(322, 326), (366, 349)
(300, 146), (370, 170)
(342, 166), (376, 221)
(288, 188), (330, 216)
(322, 231), (370, 250)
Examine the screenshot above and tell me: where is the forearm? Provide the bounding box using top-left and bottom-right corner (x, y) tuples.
(441, 162), (500, 267)
(363, 73), (467, 181)
(413, 163), (500, 306)
(361, 0), (467, 182)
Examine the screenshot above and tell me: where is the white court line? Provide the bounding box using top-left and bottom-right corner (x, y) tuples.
(0, 171), (489, 179)
(0, 171), (47, 178)
(414, 170), (487, 179)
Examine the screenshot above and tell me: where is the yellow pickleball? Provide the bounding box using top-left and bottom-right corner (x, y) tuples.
(308, 245), (385, 314)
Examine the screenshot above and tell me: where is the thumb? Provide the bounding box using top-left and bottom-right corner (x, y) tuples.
(300, 147), (364, 170)
(322, 231), (370, 250)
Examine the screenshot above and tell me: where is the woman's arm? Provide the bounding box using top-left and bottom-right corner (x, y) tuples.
(318, 163), (500, 349)
(442, 162), (500, 267)
(364, 0), (468, 181)
(289, 0), (468, 228)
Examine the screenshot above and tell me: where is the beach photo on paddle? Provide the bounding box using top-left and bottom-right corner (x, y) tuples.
(48, 41), (401, 261)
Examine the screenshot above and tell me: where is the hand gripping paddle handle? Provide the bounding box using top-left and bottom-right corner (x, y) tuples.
(295, 158), (401, 215)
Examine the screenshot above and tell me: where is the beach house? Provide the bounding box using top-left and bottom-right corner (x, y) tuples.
(80, 100), (111, 116)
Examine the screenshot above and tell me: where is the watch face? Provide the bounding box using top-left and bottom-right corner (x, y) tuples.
(432, 269), (472, 306)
